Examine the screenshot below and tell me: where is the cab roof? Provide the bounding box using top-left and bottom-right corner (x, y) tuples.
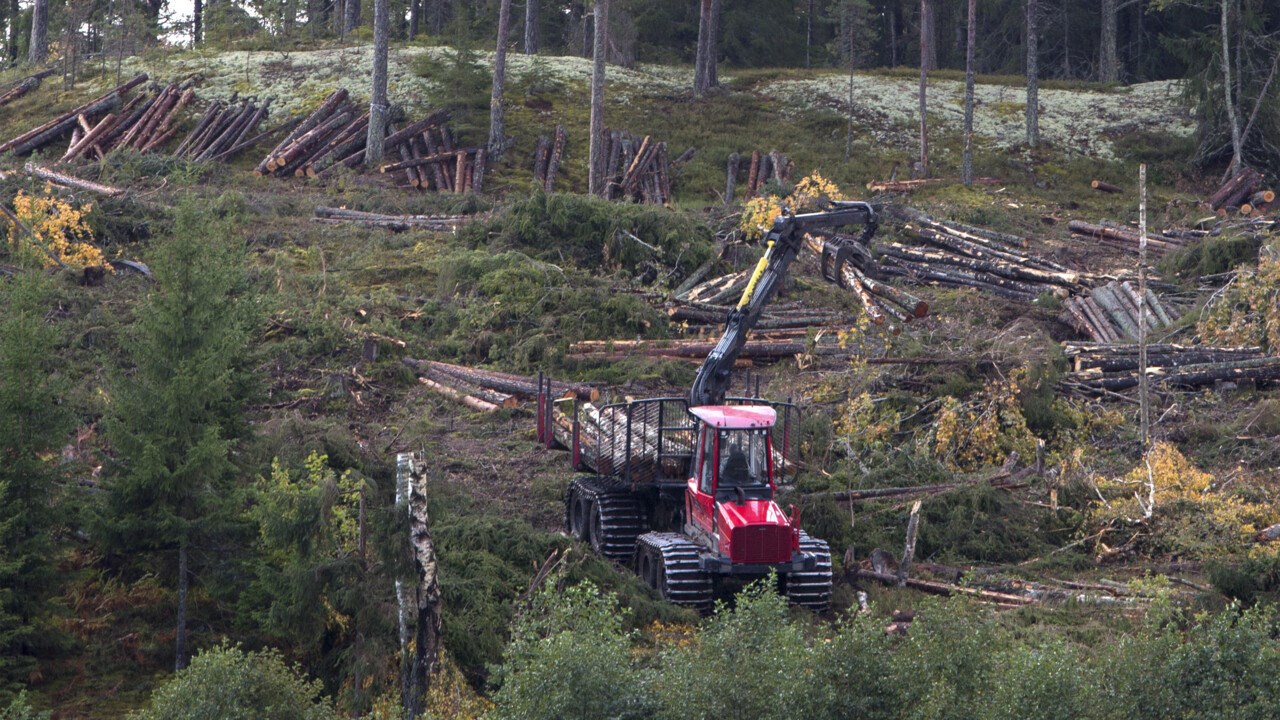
(689, 405), (776, 429)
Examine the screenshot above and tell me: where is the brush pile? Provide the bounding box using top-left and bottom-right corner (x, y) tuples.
(1060, 343), (1280, 395)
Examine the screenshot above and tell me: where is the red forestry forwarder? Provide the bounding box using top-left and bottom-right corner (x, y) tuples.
(538, 202), (879, 611)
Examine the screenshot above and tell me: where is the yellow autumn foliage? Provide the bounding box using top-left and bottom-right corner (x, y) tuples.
(1197, 250), (1280, 352)
(929, 373), (1036, 472)
(1093, 441), (1280, 557)
(6, 187), (108, 271)
(740, 172), (845, 241)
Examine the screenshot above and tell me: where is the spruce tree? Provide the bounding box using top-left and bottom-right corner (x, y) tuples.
(0, 274), (67, 703)
(99, 198), (256, 671)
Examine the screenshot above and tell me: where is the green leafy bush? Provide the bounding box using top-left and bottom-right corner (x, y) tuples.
(130, 644), (340, 720)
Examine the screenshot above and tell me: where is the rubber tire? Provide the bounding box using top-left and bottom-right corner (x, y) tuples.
(569, 492), (591, 540)
(589, 501), (607, 555)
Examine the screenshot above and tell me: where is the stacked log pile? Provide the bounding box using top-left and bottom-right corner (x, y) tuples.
(255, 89), (460, 186)
(0, 72), (148, 157)
(379, 122), (485, 194)
(402, 358), (597, 412)
(1060, 343), (1280, 395)
(533, 125), (566, 192)
(173, 96), (274, 162)
(312, 206), (467, 232)
(724, 149), (793, 202)
(879, 217), (1084, 302)
(1060, 281), (1179, 343)
(1067, 220), (1194, 256)
(1209, 166), (1274, 216)
(801, 234), (929, 329)
(601, 130), (672, 204)
(0, 68), (57, 108)
(55, 80), (205, 163)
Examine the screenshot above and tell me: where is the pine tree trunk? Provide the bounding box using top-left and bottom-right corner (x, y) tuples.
(708, 0), (720, 86)
(194, 0), (203, 45)
(409, 0), (419, 38)
(1220, 0), (1243, 174)
(8, 0), (19, 65)
(889, 5), (897, 68)
(922, 0), (937, 71)
(694, 0), (712, 95)
(175, 539), (189, 670)
(524, 0), (539, 53)
(29, 0), (48, 64)
(344, 0), (360, 34)
(588, 0), (608, 196)
(1100, 0), (1118, 83)
(918, 0), (929, 177)
(1026, 0), (1039, 147)
(805, 0), (813, 69)
(963, 0), (976, 185)
(365, 0), (389, 165)
(488, 0), (513, 160)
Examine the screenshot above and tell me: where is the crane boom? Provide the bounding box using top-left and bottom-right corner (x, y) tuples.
(689, 201), (878, 407)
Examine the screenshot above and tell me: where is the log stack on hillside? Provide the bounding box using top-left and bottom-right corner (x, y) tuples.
(402, 358), (598, 412)
(601, 130), (672, 204)
(0, 73), (148, 157)
(1059, 281), (1180, 343)
(533, 125), (567, 192)
(379, 124), (485, 194)
(255, 90), (460, 186)
(1060, 343), (1280, 396)
(724, 149), (793, 201)
(173, 96), (275, 162)
(1208, 166), (1272, 216)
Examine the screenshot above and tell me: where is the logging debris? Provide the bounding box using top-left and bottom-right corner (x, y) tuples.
(1059, 281), (1181, 343)
(601, 129), (673, 204)
(1067, 219), (1197, 256)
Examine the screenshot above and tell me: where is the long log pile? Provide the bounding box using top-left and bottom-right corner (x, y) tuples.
(601, 130), (672, 204)
(0, 72), (148, 157)
(402, 358), (597, 412)
(1061, 343), (1280, 395)
(0, 68), (57, 108)
(58, 80), (205, 162)
(1060, 281), (1179, 343)
(878, 216), (1083, 302)
(1067, 220), (1195, 256)
(312, 206), (467, 232)
(724, 149), (793, 202)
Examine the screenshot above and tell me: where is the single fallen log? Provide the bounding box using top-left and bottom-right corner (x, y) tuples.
(23, 163), (124, 197)
(865, 177), (1001, 192)
(858, 569), (1035, 605)
(417, 376), (500, 412)
(1091, 179), (1123, 193)
(0, 68), (56, 107)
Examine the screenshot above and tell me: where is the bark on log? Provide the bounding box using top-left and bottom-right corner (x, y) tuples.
(1091, 179), (1123, 193)
(725, 152), (739, 204)
(23, 163), (123, 196)
(418, 376), (500, 412)
(255, 89), (349, 173)
(380, 148), (477, 173)
(0, 72), (147, 156)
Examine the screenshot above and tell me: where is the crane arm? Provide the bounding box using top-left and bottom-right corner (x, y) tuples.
(689, 201), (878, 407)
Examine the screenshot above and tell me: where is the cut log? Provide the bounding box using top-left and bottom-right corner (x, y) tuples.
(417, 376), (500, 412)
(1091, 179), (1123, 193)
(23, 163), (123, 197)
(380, 148), (477, 174)
(0, 72), (148, 156)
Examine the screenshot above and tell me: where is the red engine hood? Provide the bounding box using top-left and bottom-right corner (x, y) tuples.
(717, 500), (793, 564)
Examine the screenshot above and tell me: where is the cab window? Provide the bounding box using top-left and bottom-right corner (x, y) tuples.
(717, 429), (770, 488)
(698, 428), (715, 494)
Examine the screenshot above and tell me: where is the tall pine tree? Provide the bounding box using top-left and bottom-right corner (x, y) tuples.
(99, 198), (256, 671)
(0, 274), (67, 703)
